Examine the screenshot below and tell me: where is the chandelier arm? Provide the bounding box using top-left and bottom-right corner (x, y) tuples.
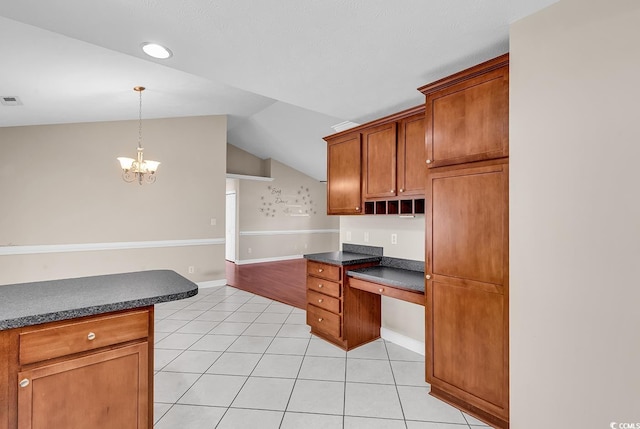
(143, 173), (157, 185)
(122, 170), (137, 183)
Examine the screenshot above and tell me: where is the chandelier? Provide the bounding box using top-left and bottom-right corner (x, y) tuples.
(117, 86), (160, 184)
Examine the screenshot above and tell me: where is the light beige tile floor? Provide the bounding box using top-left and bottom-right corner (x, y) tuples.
(153, 285), (491, 428)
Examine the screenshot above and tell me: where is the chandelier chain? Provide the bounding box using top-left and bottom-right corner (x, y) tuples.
(138, 89), (143, 149)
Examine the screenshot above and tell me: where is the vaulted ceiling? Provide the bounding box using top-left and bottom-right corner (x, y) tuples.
(0, 0), (556, 180)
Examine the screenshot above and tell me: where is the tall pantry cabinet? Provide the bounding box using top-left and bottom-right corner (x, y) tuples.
(419, 54), (510, 428)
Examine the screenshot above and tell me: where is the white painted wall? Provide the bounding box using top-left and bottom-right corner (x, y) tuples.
(0, 116), (227, 285)
(341, 215), (425, 345)
(510, 1), (640, 427)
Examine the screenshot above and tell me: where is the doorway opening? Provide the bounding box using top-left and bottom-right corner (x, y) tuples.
(225, 191), (237, 262)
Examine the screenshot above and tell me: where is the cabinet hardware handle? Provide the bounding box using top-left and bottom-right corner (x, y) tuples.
(390, 189), (394, 193)
(425, 274), (431, 280)
(318, 268), (323, 273)
(318, 299), (323, 303)
(318, 318), (323, 322)
(426, 159), (432, 164)
(400, 189), (404, 192)
(318, 284), (323, 288)
(19, 379), (29, 388)
(379, 288), (383, 293)
(87, 332), (96, 341)
(356, 206), (360, 211)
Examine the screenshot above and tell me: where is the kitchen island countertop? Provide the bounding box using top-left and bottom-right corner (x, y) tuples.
(0, 270), (197, 330)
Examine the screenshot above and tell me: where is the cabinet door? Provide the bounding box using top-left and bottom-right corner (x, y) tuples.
(397, 113), (426, 196)
(362, 122), (397, 199)
(425, 65), (508, 168)
(327, 133), (362, 215)
(425, 160), (509, 422)
(17, 342), (148, 429)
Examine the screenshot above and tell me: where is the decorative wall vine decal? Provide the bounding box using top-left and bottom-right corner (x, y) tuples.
(258, 185), (318, 217)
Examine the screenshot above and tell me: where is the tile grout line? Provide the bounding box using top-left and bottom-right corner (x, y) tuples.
(154, 288), (239, 426)
(342, 340), (348, 429)
(383, 339), (410, 429)
(277, 332), (313, 428)
(212, 290), (298, 428)
(155, 286), (466, 428)
(212, 292), (284, 428)
(156, 286), (271, 427)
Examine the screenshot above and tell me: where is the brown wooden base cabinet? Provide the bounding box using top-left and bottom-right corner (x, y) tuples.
(0, 307), (154, 429)
(426, 159), (509, 428)
(306, 260), (380, 350)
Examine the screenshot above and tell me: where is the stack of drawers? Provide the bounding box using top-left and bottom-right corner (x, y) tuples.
(306, 260), (342, 342)
(305, 259), (381, 350)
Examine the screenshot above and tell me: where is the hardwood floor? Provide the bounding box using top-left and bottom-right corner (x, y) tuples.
(225, 259), (306, 309)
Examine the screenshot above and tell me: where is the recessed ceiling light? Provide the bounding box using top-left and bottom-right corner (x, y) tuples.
(141, 42), (173, 59)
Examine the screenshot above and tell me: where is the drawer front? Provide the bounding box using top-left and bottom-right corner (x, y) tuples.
(348, 277), (424, 306)
(306, 276), (341, 298)
(307, 261), (341, 282)
(19, 309), (150, 365)
(307, 289), (341, 314)
(307, 305), (341, 339)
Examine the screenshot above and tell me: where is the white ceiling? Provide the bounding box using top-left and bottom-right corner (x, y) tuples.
(0, 0), (556, 181)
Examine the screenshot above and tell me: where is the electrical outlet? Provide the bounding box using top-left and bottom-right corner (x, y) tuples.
(248, 248), (252, 254)
(346, 231), (352, 241)
(210, 218), (216, 226)
(304, 243), (308, 249)
(364, 232), (369, 243)
(188, 266), (195, 274)
(391, 234), (398, 245)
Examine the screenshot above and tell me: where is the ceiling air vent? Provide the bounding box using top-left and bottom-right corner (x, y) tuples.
(1, 96), (23, 106)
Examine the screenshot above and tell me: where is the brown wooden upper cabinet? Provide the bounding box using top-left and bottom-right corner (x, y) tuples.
(326, 132), (363, 215)
(362, 122), (397, 199)
(419, 54), (509, 168)
(324, 105), (425, 215)
(397, 112), (426, 196)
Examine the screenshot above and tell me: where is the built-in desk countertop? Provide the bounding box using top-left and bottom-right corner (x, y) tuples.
(304, 249), (425, 306)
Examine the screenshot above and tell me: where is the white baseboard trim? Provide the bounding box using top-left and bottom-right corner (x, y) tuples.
(0, 238), (225, 256)
(235, 255), (303, 265)
(197, 279), (227, 289)
(381, 327), (425, 356)
(239, 229), (339, 236)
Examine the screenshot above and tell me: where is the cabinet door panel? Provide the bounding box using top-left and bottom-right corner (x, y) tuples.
(18, 343), (148, 429)
(425, 67), (508, 167)
(327, 133), (362, 215)
(397, 113), (426, 196)
(431, 281), (505, 407)
(430, 165), (507, 285)
(426, 159), (509, 422)
(362, 123), (397, 199)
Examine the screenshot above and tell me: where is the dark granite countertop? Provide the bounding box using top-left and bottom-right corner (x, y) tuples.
(303, 251), (382, 266)
(0, 270), (198, 330)
(347, 266), (425, 293)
